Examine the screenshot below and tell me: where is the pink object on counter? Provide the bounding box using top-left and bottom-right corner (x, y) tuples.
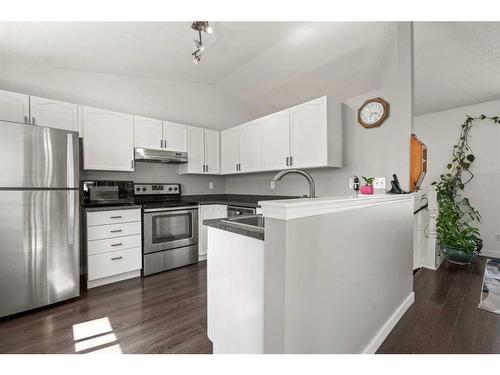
(360, 185), (374, 195)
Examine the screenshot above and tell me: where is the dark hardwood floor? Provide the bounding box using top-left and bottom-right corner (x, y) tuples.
(378, 256), (500, 354)
(0, 261), (212, 354)
(0, 256), (498, 354)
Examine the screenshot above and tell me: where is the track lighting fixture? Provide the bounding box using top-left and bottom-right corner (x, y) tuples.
(191, 21), (212, 64)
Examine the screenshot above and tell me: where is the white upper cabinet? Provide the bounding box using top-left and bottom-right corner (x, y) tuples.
(221, 127), (240, 174)
(134, 117), (187, 152)
(182, 126), (205, 174)
(219, 96), (341, 175)
(290, 96), (341, 169)
(239, 120), (262, 173)
(204, 129), (220, 174)
(163, 121), (187, 152)
(180, 127), (220, 174)
(134, 115), (163, 150)
(0, 90), (29, 124)
(81, 106), (135, 171)
(261, 109), (290, 171)
(29, 96), (79, 132)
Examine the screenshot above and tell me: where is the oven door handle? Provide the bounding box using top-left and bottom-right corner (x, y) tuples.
(143, 206), (199, 213)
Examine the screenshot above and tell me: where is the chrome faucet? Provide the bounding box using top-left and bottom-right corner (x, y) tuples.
(271, 169), (316, 198)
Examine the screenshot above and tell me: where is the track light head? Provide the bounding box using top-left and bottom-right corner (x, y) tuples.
(192, 51), (201, 64)
(194, 39), (205, 52)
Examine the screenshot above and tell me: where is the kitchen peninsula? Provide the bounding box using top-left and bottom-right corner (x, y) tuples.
(205, 194), (414, 353)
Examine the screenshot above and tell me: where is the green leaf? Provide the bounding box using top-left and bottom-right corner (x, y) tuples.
(447, 164), (452, 169)
(466, 154), (475, 162)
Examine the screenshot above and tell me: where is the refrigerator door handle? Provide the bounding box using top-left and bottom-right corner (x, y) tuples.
(66, 133), (75, 189)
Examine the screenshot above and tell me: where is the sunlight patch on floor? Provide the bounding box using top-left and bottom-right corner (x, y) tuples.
(72, 317), (122, 353)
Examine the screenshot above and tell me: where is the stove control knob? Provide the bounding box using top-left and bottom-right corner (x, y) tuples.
(174, 187), (178, 191)
(136, 187), (140, 192)
(168, 187), (173, 191)
(142, 187), (147, 192)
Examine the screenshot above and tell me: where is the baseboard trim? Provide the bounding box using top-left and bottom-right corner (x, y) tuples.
(362, 292), (415, 354)
(480, 249), (500, 259)
(88, 270), (141, 289)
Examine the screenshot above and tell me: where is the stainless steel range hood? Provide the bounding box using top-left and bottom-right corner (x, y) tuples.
(134, 148), (188, 164)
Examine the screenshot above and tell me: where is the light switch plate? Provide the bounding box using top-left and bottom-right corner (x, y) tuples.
(374, 177), (386, 189)
(349, 178), (354, 189)
(209, 182), (214, 190)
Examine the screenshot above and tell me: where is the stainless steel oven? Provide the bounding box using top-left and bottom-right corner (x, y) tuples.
(142, 206), (199, 275)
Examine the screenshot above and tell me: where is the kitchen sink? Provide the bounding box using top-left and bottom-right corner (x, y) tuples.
(222, 215), (265, 229)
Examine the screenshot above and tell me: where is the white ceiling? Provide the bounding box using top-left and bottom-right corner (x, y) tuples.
(414, 22), (500, 115)
(0, 22), (498, 117)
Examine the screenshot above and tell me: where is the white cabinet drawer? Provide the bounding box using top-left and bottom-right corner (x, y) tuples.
(87, 209), (141, 226)
(88, 234), (142, 256)
(87, 221), (142, 241)
(88, 247), (142, 281)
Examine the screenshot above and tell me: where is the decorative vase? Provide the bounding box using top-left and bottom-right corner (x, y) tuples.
(441, 244), (478, 265)
(360, 185), (374, 195)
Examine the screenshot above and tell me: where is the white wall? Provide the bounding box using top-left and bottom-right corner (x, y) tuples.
(0, 63), (253, 130)
(81, 162), (225, 195)
(224, 23), (414, 197)
(414, 98), (500, 255)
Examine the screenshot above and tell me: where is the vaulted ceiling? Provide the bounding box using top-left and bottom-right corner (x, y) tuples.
(0, 21), (498, 120)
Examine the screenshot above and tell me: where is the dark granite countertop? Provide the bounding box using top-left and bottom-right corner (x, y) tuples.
(83, 204), (143, 212)
(182, 194), (296, 208)
(203, 217), (264, 241)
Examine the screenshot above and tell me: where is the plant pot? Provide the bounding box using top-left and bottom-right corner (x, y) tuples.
(360, 185), (374, 195)
(441, 244), (478, 265)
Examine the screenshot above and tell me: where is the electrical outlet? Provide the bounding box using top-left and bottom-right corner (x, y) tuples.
(349, 178), (354, 189)
(374, 177), (386, 189)
(209, 182), (214, 190)
(496, 234), (500, 243)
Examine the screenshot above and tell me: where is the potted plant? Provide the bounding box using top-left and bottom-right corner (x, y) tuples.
(360, 176), (375, 195)
(430, 114), (497, 264)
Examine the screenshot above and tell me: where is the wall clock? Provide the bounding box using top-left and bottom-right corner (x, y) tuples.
(357, 97), (390, 128)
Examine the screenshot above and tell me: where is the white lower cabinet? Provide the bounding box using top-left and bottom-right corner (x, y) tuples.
(199, 204), (227, 260)
(86, 208), (142, 288)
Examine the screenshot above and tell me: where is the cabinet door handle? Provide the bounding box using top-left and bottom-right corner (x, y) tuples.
(110, 243), (123, 247)
(206, 164), (209, 172)
(110, 229), (123, 233)
(31, 117), (36, 125)
(111, 256), (123, 261)
(110, 215), (122, 219)
(131, 160), (134, 169)
(290, 156), (293, 166)
(24, 116), (29, 124)
(160, 139), (163, 148)
(286, 157), (289, 166)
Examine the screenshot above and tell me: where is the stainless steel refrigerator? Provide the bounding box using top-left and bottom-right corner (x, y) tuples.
(0, 120), (79, 318)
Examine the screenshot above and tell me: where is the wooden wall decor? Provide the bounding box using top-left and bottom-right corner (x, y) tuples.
(410, 134), (427, 192)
